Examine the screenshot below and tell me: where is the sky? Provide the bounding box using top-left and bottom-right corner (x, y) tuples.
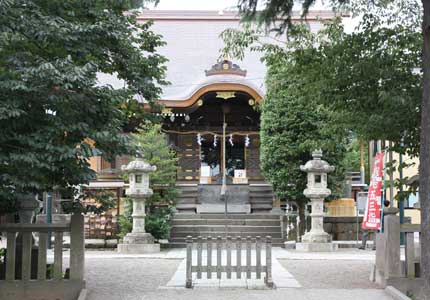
(147, 0), (357, 32)
(149, 0), (331, 11)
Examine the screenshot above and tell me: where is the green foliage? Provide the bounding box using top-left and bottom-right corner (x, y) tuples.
(222, 13), (421, 201)
(131, 122), (179, 207)
(317, 17), (421, 156)
(260, 44), (348, 202)
(118, 198), (174, 240)
(223, 24), (348, 203)
(237, 0), (421, 33)
(118, 197), (133, 239)
(0, 0), (167, 212)
(118, 122), (178, 239)
(145, 206), (173, 240)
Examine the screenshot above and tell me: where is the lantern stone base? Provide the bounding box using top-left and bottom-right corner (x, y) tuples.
(296, 242), (338, 252)
(117, 232), (160, 254)
(301, 231), (332, 243)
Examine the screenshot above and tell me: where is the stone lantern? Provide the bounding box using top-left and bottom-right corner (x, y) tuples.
(117, 158), (160, 253)
(17, 193), (40, 225)
(296, 150), (338, 252)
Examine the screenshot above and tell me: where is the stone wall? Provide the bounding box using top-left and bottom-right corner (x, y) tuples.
(323, 217), (369, 241)
(283, 215), (370, 241)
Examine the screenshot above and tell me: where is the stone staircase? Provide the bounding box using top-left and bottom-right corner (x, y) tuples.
(168, 213), (284, 247)
(249, 184), (275, 212)
(175, 183), (275, 213)
(175, 184), (198, 213)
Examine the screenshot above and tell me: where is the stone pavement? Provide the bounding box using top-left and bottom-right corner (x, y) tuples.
(80, 248), (397, 300)
(164, 248), (301, 289)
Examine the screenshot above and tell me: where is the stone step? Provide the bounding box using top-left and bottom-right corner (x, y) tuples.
(170, 232), (282, 238)
(249, 199), (273, 203)
(178, 194), (198, 199)
(172, 214), (281, 220)
(176, 198), (197, 204)
(169, 237), (284, 242)
(250, 194), (273, 198)
(171, 225), (281, 233)
(249, 190), (273, 193)
(166, 238), (285, 248)
(249, 190), (273, 194)
(176, 204), (197, 210)
(172, 219), (280, 226)
(178, 193), (198, 198)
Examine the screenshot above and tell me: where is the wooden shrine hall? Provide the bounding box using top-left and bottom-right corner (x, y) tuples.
(159, 60), (276, 214)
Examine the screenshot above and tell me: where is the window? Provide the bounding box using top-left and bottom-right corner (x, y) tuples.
(406, 193), (419, 208)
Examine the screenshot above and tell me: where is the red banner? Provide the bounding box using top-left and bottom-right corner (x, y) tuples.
(362, 152), (384, 230)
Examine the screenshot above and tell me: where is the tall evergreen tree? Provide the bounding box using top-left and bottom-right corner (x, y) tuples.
(131, 122), (178, 207)
(119, 122), (178, 240)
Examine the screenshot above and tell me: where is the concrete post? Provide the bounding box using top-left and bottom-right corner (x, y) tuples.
(383, 208), (401, 279)
(186, 236), (192, 288)
(70, 213), (85, 281)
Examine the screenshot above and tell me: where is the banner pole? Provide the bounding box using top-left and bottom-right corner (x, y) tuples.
(380, 149), (388, 233)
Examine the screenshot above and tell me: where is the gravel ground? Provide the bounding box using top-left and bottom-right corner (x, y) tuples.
(83, 257), (394, 300)
(278, 259), (380, 289)
(85, 258), (181, 300)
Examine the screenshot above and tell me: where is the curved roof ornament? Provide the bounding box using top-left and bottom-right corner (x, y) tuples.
(205, 59), (247, 77)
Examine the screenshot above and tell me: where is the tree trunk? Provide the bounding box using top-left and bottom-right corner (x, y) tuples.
(420, 0), (430, 292)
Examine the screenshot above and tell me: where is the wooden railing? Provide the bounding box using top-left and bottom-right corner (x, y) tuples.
(0, 214), (85, 300)
(185, 235), (273, 288)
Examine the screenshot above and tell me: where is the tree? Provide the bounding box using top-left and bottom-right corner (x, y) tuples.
(0, 0), (167, 212)
(222, 24), (349, 239)
(317, 16), (421, 156)
(119, 122), (178, 240)
(259, 39), (348, 203)
(131, 122), (178, 208)
(236, 0), (429, 291)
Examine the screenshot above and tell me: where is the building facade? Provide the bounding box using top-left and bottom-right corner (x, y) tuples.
(89, 10), (341, 216)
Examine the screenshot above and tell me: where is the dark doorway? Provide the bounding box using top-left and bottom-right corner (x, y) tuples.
(226, 137), (245, 177)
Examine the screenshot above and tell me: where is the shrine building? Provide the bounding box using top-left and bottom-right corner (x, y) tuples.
(89, 10), (340, 216)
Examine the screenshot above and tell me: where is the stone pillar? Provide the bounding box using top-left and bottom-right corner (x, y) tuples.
(304, 197), (328, 242)
(117, 158), (160, 254)
(17, 193), (39, 225)
(16, 193), (39, 246)
(131, 197), (146, 234)
(383, 207), (401, 279)
(295, 150), (338, 252)
(15, 193), (40, 279)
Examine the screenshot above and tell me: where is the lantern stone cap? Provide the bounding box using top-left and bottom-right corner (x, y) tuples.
(121, 157), (157, 173)
(300, 150), (335, 173)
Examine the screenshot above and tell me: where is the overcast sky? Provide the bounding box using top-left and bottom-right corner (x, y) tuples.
(149, 0), (331, 11)
(148, 0), (357, 32)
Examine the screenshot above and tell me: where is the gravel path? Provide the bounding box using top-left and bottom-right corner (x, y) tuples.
(85, 258), (181, 300)
(83, 256), (394, 300)
(278, 259), (380, 289)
